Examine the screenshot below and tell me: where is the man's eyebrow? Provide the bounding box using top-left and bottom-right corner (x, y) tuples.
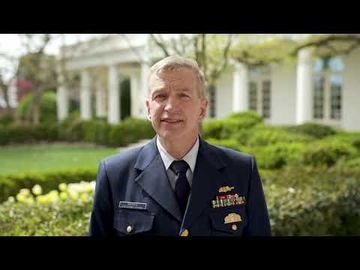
(151, 89), (166, 97)
(175, 88), (191, 93)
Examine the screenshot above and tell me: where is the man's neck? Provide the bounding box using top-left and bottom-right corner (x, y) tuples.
(158, 134), (198, 160)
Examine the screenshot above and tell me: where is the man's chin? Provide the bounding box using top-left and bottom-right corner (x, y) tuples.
(158, 130), (183, 140)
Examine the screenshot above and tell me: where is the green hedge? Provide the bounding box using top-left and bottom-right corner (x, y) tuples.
(108, 118), (155, 147)
(265, 178), (360, 236)
(302, 140), (357, 167)
(284, 122), (337, 139)
(0, 111), (15, 126)
(202, 111), (264, 140)
(246, 127), (312, 147)
(0, 181), (94, 236)
(0, 123), (58, 145)
(16, 91), (57, 124)
(1, 167), (359, 235)
(0, 117), (155, 146)
(0, 169), (97, 203)
(253, 143), (305, 169)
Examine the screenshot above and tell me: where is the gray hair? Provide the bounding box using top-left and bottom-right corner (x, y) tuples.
(148, 55), (207, 98)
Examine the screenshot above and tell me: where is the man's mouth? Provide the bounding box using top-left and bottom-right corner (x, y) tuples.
(161, 118), (183, 123)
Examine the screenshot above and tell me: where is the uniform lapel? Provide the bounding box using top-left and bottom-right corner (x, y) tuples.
(134, 137), (182, 223)
(182, 138), (226, 230)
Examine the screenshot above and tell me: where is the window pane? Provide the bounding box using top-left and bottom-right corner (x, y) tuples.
(329, 57), (344, 72)
(314, 58), (324, 73)
(313, 76), (324, 119)
(330, 74), (342, 119)
(262, 80), (271, 118)
(249, 82), (257, 111)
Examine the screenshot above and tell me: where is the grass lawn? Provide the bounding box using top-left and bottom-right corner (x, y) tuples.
(0, 143), (119, 175)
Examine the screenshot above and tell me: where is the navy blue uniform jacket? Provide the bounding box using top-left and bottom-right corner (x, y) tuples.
(89, 137), (271, 236)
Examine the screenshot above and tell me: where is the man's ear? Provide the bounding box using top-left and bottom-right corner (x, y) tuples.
(146, 99), (151, 119)
(199, 99), (208, 120)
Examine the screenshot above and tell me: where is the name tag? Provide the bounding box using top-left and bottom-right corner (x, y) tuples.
(119, 201), (147, 210)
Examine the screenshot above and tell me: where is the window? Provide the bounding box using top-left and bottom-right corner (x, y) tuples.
(249, 82), (257, 111)
(330, 74), (342, 120)
(312, 56), (343, 121)
(313, 76), (324, 119)
(262, 81), (271, 118)
(248, 66), (271, 119)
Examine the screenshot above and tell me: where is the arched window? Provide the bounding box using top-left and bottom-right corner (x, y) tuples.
(313, 56), (344, 121)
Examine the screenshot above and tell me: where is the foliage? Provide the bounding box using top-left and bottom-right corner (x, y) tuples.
(302, 140), (356, 167)
(0, 169), (97, 203)
(0, 181), (94, 236)
(16, 91), (57, 123)
(284, 122), (337, 139)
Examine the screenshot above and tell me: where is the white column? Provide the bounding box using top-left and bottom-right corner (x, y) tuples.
(232, 62), (249, 112)
(130, 73), (139, 118)
(140, 62), (150, 118)
(80, 70), (92, 120)
(95, 80), (107, 118)
(56, 72), (69, 121)
(296, 48), (313, 124)
(108, 65), (120, 124)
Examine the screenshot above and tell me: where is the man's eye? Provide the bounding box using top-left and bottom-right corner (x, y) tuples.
(154, 94), (166, 100)
(180, 93), (190, 99)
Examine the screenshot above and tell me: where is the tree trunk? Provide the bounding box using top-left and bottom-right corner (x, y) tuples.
(26, 88), (42, 124)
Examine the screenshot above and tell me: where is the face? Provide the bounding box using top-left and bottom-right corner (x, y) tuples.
(146, 68), (208, 142)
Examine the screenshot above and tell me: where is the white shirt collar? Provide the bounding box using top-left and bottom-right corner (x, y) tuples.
(156, 135), (199, 173)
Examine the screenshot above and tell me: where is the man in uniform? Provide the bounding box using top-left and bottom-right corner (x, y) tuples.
(89, 55), (271, 236)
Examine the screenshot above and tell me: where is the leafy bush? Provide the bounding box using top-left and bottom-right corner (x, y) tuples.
(0, 111), (15, 126)
(108, 118), (155, 147)
(0, 181), (94, 236)
(246, 127), (312, 147)
(16, 91), (57, 124)
(0, 123), (37, 145)
(227, 111), (264, 128)
(0, 169), (97, 202)
(265, 178), (360, 236)
(302, 140), (356, 167)
(254, 143), (305, 169)
(284, 122), (337, 139)
(205, 138), (244, 152)
(202, 119), (226, 139)
(202, 111), (264, 140)
(1, 167), (359, 235)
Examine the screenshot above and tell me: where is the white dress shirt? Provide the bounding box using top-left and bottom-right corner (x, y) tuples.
(156, 135), (199, 190)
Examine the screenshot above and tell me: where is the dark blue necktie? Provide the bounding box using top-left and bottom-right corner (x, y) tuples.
(170, 160), (190, 217)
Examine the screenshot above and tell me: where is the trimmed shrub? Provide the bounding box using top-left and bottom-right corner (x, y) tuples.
(0, 111), (15, 126)
(254, 143), (305, 169)
(202, 111), (264, 140)
(206, 138), (243, 152)
(265, 178), (360, 236)
(202, 119), (225, 139)
(16, 91), (57, 124)
(284, 122), (337, 139)
(0, 169), (97, 203)
(302, 140), (356, 167)
(108, 118), (155, 147)
(246, 127), (312, 147)
(0, 181), (94, 236)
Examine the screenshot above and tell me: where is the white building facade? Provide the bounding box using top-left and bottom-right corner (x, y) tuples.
(56, 34), (360, 131)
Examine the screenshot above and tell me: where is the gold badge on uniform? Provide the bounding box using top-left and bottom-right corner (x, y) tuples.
(224, 213), (242, 224)
(219, 186), (234, 193)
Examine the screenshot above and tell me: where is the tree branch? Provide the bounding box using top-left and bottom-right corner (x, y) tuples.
(150, 34), (170, 57)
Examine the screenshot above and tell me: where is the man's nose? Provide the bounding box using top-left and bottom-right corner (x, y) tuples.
(164, 96), (179, 112)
